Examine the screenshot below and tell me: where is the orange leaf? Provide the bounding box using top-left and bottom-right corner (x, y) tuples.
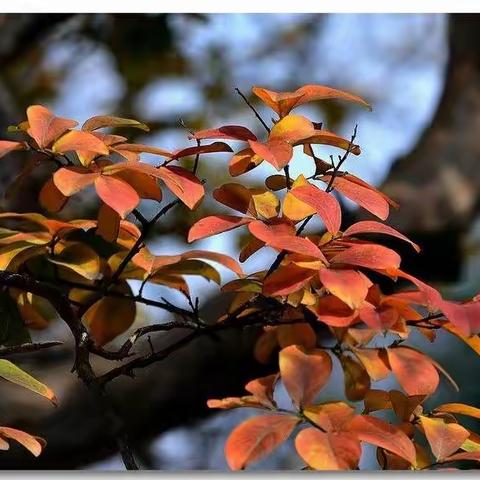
(0, 427), (43, 457)
(225, 414), (299, 470)
(303, 402), (355, 433)
(191, 125), (257, 141)
(352, 348), (390, 381)
(321, 175), (390, 220)
(229, 147), (263, 176)
(269, 115), (315, 143)
(248, 139), (293, 170)
(343, 221), (420, 252)
(94, 176), (140, 219)
(53, 167), (99, 196)
(96, 204), (121, 243)
(188, 215), (252, 242)
(330, 244), (401, 271)
(340, 354), (371, 401)
(244, 374), (278, 408)
(348, 415), (416, 465)
(291, 184), (342, 233)
(263, 264), (316, 297)
(295, 428), (361, 470)
(171, 141), (233, 160)
(213, 183), (257, 216)
(433, 403), (480, 420)
(39, 178), (68, 213)
(297, 129), (361, 154)
(252, 84), (371, 117)
(319, 268), (371, 309)
(113, 168), (162, 201)
(420, 416), (469, 461)
(157, 166), (204, 210)
(52, 130), (109, 155)
(279, 345), (332, 408)
(248, 220), (327, 261)
(387, 347), (439, 396)
(112, 143), (172, 162)
(26, 105), (78, 148)
(0, 140), (26, 159)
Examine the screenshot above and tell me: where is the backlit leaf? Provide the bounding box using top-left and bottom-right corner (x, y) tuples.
(82, 115), (149, 132)
(330, 244), (401, 271)
(279, 344), (332, 408)
(52, 130), (109, 156)
(349, 415), (416, 465)
(225, 414), (299, 470)
(0, 427), (43, 457)
(295, 428), (361, 470)
(26, 105), (78, 148)
(95, 175), (140, 218)
(188, 215), (252, 242)
(420, 415), (469, 461)
(0, 359), (56, 405)
(248, 139), (293, 170)
(191, 125), (257, 141)
(0, 140), (26, 159)
(53, 168), (99, 196)
(171, 141), (233, 160)
(157, 166), (204, 210)
(229, 148), (263, 176)
(387, 347), (440, 396)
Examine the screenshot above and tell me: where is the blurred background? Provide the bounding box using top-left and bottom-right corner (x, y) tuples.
(0, 12), (479, 470)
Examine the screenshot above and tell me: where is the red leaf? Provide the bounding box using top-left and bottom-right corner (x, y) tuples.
(181, 249), (244, 277)
(263, 264), (317, 297)
(318, 268), (372, 310)
(225, 414), (299, 470)
(26, 105), (78, 148)
(248, 220), (328, 261)
(248, 139), (293, 170)
(295, 428), (361, 470)
(190, 125), (257, 141)
(321, 175), (390, 220)
(387, 346), (440, 396)
(291, 184), (342, 233)
(229, 147), (263, 176)
(348, 415), (416, 465)
(343, 221), (420, 252)
(279, 344), (332, 408)
(94, 176), (140, 219)
(188, 215), (252, 242)
(330, 244), (401, 271)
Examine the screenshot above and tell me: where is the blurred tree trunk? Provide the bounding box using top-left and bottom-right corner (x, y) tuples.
(377, 14), (480, 282)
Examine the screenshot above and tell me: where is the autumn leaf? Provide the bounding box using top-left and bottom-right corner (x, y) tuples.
(279, 345), (332, 408)
(330, 244), (401, 271)
(0, 140), (27, 159)
(348, 415), (416, 465)
(82, 115), (150, 132)
(0, 427), (44, 457)
(263, 264), (316, 297)
(53, 167), (99, 196)
(419, 416), (469, 461)
(387, 347), (440, 396)
(95, 175), (140, 218)
(303, 402), (355, 433)
(229, 147), (264, 176)
(340, 354), (371, 401)
(156, 166), (204, 210)
(26, 105), (78, 148)
(343, 221), (420, 252)
(319, 268), (372, 309)
(433, 403), (480, 420)
(52, 130), (109, 156)
(225, 414), (299, 470)
(269, 115), (315, 143)
(290, 183), (342, 233)
(188, 215), (253, 242)
(171, 141), (233, 160)
(248, 139), (293, 170)
(295, 428), (361, 470)
(244, 374), (278, 409)
(191, 125), (257, 141)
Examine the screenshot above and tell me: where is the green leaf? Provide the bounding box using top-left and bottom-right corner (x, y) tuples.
(0, 359), (57, 405)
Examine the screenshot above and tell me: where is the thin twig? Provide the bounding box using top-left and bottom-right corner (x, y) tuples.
(0, 341), (63, 357)
(235, 87), (270, 133)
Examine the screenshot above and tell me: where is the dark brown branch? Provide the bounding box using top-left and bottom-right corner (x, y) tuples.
(0, 341), (63, 357)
